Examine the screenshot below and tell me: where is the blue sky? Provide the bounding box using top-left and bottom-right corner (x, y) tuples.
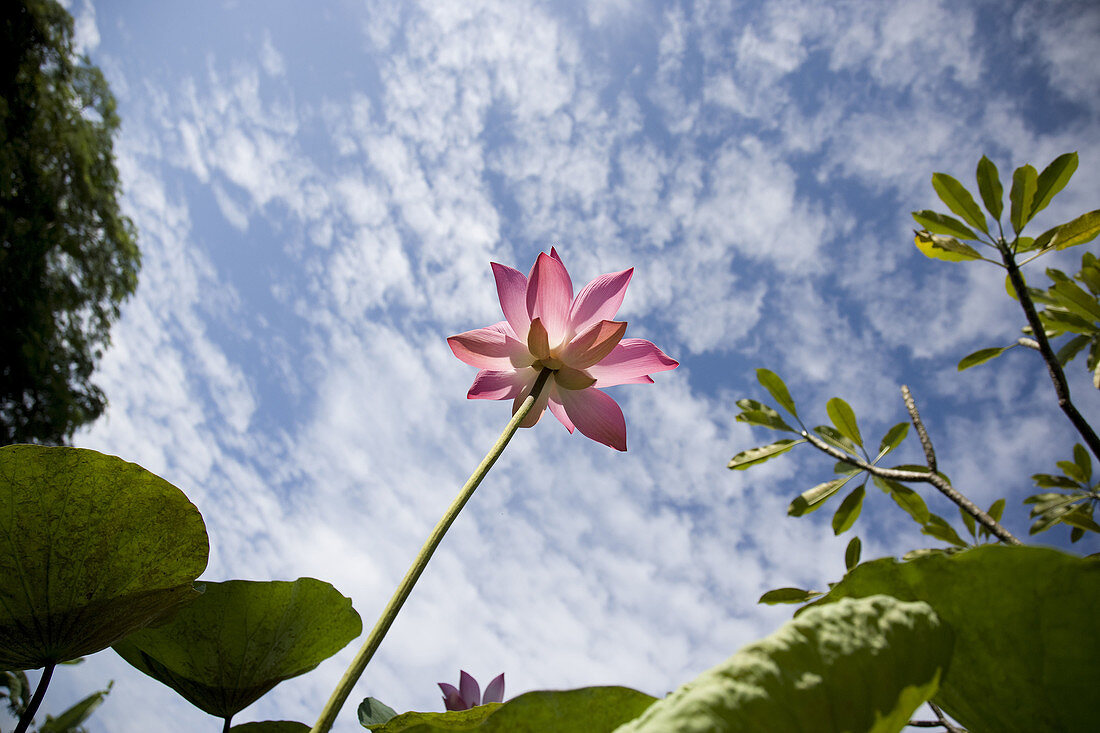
(38, 0), (1100, 730)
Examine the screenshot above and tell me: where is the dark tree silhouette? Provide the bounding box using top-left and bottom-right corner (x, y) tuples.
(1, 0), (139, 445)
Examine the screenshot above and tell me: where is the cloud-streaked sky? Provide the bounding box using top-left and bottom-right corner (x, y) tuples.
(40, 0), (1100, 730)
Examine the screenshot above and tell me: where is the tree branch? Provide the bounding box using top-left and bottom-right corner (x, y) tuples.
(930, 702), (966, 733)
(901, 385), (936, 473)
(1001, 242), (1100, 462)
(799, 431), (1022, 545)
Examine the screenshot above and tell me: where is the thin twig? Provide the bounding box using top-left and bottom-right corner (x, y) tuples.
(901, 385), (936, 473)
(799, 431), (1022, 545)
(930, 702), (966, 733)
(1000, 241), (1100, 462)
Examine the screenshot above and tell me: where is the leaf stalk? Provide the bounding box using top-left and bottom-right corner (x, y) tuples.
(14, 663), (54, 733)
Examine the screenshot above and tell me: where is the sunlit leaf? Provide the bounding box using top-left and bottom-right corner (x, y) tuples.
(735, 399), (795, 432)
(872, 476), (930, 525)
(932, 173), (988, 233)
(813, 426), (859, 456)
(755, 369), (798, 417)
(826, 397), (863, 448)
(1029, 496), (1087, 535)
(1078, 255), (1100, 294)
(1009, 164), (1038, 233)
(1031, 473), (1080, 489)
(1014, 235), (1037, 252)
(1051, 280), (1100, 322)
(728, 439), (804, 470)
(789, 475), (858, 517)
(1061, 505), (1100, 534)
(831, 484), (865, 535)
(1057, 459), (1088, 485)
(976, 155), (1003, 220)
(805, 546), (1100, 731)
(1056, 335), (1091, 366)
(1032, 210), (1100, 251)
(911, 210), (978, 240)
(618, 596), (952, 733)
(1031, 152), (1078, 217)
(1073, 443), (1092, 483)
(0, 446), (208, 670)
(113, 578), (362, 720)
(757, 588), (823, 605)
(921, 515), (968, 548)
(957, 346), (1008, 371)
(844, 537), (861, 571)
(978, 499), (1007, 540)
(913, 231), (982, 262)
(877, 422), (909, 456)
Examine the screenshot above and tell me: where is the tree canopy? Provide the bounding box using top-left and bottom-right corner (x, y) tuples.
(1, 0), (139, 445)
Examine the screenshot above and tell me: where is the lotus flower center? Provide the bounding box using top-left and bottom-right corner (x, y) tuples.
(537, 355), (565, 371)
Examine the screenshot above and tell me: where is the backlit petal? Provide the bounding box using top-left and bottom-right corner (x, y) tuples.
(588, 338), (679, 387)
(527, 316), (551, 360)
(526, 252), (573, 346)
(459, 671), (480, 709)
(553, 365), (596, 391)
(492, 262), (530, 339)
(448, 322), (524, 369)
(558, 387), (627, 451)
(467, 369), (529, 400)
(439, 683), (465, 711)
(560, 319), (627, 369)
(547, 388), (574, 433)
(569, 268), (633, 335)
(483, 674), (505, 705)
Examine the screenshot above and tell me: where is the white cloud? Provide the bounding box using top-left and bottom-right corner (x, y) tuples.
(1013, 1), (1100, 113)
(260, 30), (286, 77)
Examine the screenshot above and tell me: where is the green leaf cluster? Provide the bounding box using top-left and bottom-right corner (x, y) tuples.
(1027, 252), (1100, 388)
(911, 152), (1097, 268)
(1025, 443), (1100, 542)
(731, 371), (915, 542)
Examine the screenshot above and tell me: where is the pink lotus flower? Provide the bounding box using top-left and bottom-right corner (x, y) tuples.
(448, 249), (678, 451)
(439, 670), (505, 711)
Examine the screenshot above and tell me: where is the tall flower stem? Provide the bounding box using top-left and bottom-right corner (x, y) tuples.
(310, 368), (553, 733)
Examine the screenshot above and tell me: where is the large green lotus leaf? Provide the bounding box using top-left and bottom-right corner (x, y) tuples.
(0, 445), (208, 670)
(113, 578), (361, 719)
(613, 595), (951, 733)
(369, 687), (656, 732)
(805, 545), (1100, 731)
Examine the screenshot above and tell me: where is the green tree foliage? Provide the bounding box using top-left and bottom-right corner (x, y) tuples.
(1, 0), (139, 445)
